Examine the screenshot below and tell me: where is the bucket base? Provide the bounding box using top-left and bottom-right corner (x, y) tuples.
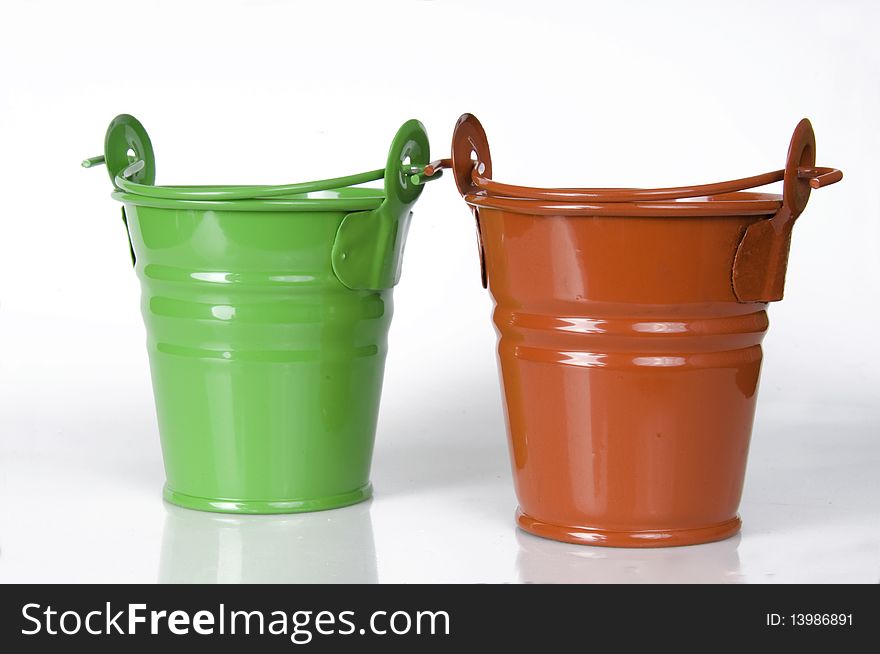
(163, 483), (373, 515)
(516, 510), (741, 548)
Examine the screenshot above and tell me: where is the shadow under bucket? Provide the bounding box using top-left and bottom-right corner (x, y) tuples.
(446, 114), (841, 547)
(85, 115), (434, 514)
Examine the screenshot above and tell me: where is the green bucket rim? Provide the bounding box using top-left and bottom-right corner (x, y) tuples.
(110, 186), (387, 212)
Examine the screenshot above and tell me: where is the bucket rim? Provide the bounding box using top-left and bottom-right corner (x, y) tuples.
(111, 185), (386, 212)
(462, 190), (784, 217)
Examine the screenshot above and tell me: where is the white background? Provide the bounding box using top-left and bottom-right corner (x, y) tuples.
(0, 0), (877, 583)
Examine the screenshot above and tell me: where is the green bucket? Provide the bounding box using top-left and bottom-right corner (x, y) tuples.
(84, 115), (437, 514)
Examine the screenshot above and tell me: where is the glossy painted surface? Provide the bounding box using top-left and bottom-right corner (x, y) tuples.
(451, 114), (841, 547)
(481, 208), (766, 546)
(88, 115), (430, 513)
(126, 198), (390, 513)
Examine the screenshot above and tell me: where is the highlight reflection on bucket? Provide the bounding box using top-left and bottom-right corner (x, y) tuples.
(446, 114), (841, 547)
(85, 115), (434, 514)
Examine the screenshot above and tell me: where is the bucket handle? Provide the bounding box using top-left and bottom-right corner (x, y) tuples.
(82, 114), (157, 190)
(732, 119), (842, 302)
(411, 114), (493, 287)
(81, 113), (388, 197)
(330, 119), (432, 290)
(433, 116), (841, 205)
(82, 115), (441, 200)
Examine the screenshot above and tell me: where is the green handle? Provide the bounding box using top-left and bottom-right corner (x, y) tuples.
(86, 114), (157, 186)
(331, 119), (430, 290)
(83, 114), (438, 201)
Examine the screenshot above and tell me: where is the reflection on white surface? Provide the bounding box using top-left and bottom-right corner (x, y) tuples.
(159, 501), (377, 584)
(516, 530), (743, 584)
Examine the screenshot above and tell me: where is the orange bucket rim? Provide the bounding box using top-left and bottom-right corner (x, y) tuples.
(462, 190), (785, 217)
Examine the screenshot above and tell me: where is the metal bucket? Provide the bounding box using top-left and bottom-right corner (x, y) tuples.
(85, 115), (435, 514)
(443, 114), (841, 546)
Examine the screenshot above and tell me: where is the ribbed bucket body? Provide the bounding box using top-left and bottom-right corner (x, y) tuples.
(124, 200), (390, 514)
(480, 207), (770, 546)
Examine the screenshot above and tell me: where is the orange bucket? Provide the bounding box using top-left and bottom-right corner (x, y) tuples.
(443, 115), (841, 547)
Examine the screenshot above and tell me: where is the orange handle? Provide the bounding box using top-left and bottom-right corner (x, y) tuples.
(798, 166), (843, 189)
(733, 119), (842, 303)
(423, 158), (452, 177)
